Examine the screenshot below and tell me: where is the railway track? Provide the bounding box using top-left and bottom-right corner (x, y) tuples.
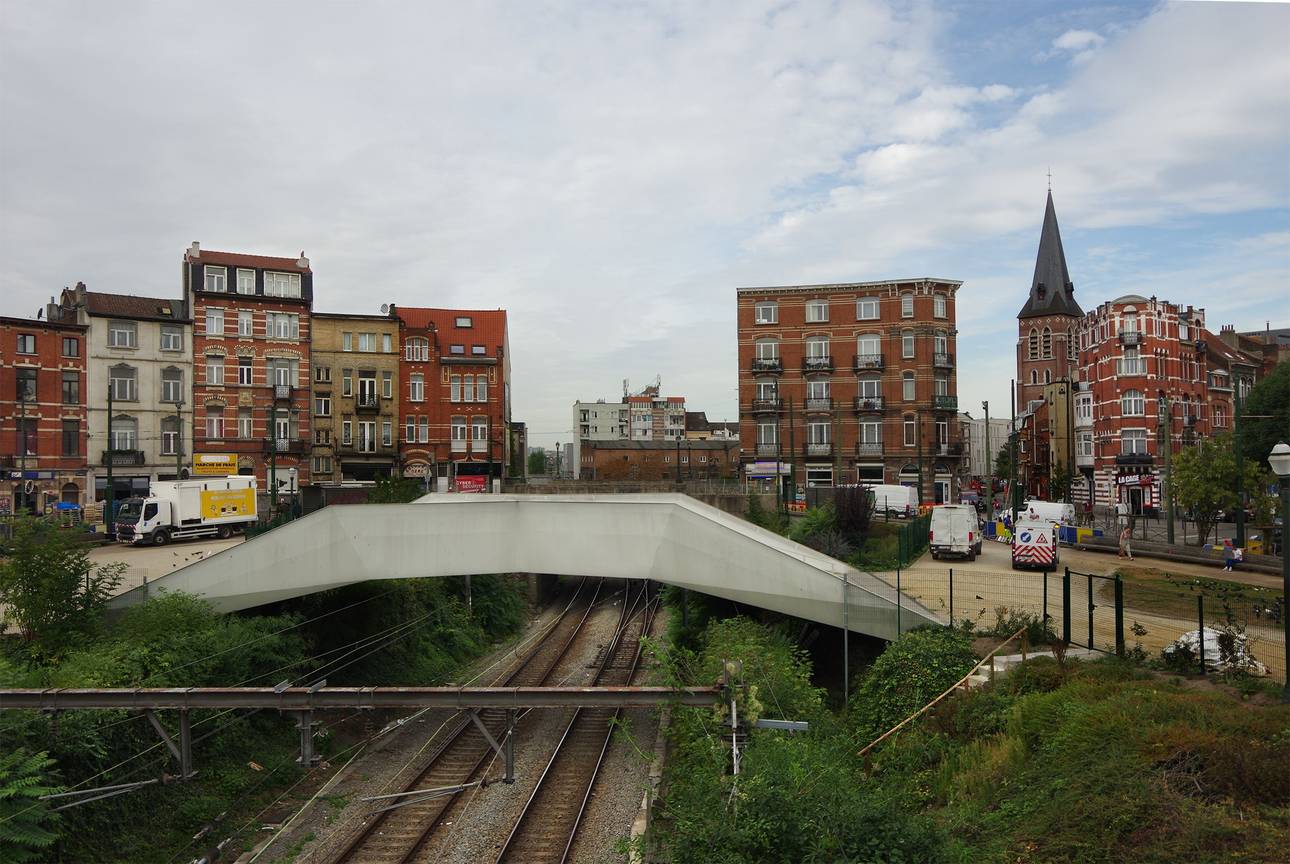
(494, 581), (659, 864)
(327, 578), (605, 864)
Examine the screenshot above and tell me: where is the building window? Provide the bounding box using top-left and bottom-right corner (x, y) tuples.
(1028, 328), (1039, 360)
(107, 320), (138, 348)
(235, 310), (252, 337)
(936, 420), (948, 446)
(856, 298), (879, 320)
(933, 293), (946, 318)
(62, 336), (80, 357)
(1121, 429), (1148, 455)
(111, 415), (138, 450)
(1043, 369), (1052, 384)
(806, 300), (828, 323)
(859, 421), (881, 445)
(110, 364), (138, 400)
(238, 408), (253, 439)
(755, 378), (777, 400)
(204, 266), (226, 292)
(475, 376), (487, 402)
(267, 359), (295, 387)
(904, 416), (916, 447)
(342, 332), (352, 351)
(857, 333), (880, 358)
(60, 420), (79, 456)
(806, 421), (830, 444)
(315, 396), (331, 416)
(901, 330), (915, 359)
(858, 376), (880, 398)
(203, 356), (223, 386)
(357, 420), (376, 452)
(934, 376), (948, 396)
(16, 418), (36, 455)
(382, 371), (393, 399)
(472, 416), (488, 442)
(451, 416), (467, 443)
(805, 336), (829, 359)
(806, 378), (830, 399)
(1214, 405), (1226, 427)
(450, 344), (465, 355)
(338, 368), (351, 397)
(450, 375), (462, 402)
(405, 417), (416, 442)
(1121, 389), (1145, 416)
(382, 420), (393, 447)
(418, 415), (429, 443)
(314, 427), (331, 445)
(1041, 327), (1052, 359)
(160, 417), (179, 456)
(263, 271), (301, 298)
(1118, 348), (1147, 376)
(159, 325), (182, 351)
(1077, 432), (1093, 457)
(358, 333), (376, 352)
(62, 371), (79, 405)
(382, 333), (392, 353)
(205, 409), (224, 440)
(205, 308), (224, 337)
(405, 337), (430, 361)
(315, 365), (331, 383)
(1067, 328), (1077, 361)
(266, 313), (299, 339)
(409, 373), (424, 402)
(238, 357), (253, 386)
(755, 339), (779, 360)
(1030, 370), (1038, 385)
(756, 422), (777, 445)
(342, 419), (352, 446)
(236, 268), (255, 294)
(900, 293), (914, 317)
(161, 367), (183, 403)
(902, 372), (915, 401)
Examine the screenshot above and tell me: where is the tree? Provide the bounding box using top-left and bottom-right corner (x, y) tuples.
(1242, 360), (1290, 470)
(367, 474), (423, 503)
(834, 485), (873, 540)
(1049, 463), (1070, 503)
(993, 442), (1013, 481)
(527, 450), (547, 475)
(0, 749), (61, 863)
(0, 517), (125, 656)
(1171, 433), (1267, 545)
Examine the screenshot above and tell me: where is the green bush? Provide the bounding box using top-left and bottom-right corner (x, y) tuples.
(852, 628), (979, 738)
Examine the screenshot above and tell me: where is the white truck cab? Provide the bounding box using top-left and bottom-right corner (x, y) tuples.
(115, 476), (258, 546)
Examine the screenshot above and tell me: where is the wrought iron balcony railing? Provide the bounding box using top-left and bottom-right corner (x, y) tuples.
(802, 356), (834, 373)
(751, 357), (783, 373)
(852, 353), (884, 371)
(933, 395), (958, 411)
(854, 396), (884, 412)
(804, 397), (833, 413)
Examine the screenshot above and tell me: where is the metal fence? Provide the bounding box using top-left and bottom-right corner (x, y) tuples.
(881, 565), (1285, 684)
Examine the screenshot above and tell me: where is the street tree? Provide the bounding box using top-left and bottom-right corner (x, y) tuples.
(527, 451), (547, 475)
(0, 517), (125, 657)
(1172, 433), (1268, 545)
(1242, 360), (1290, 470)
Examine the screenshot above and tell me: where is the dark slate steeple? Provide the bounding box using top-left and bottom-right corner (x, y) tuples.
(1018, 191), (1083, 320)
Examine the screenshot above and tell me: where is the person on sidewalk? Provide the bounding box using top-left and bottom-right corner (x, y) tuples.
(1118, 525), (1134, 560)
(1221, 538), (1242, 572)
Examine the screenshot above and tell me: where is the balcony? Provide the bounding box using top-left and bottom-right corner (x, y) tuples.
(273, 384), (294, 402)
(933, 395), (958, 411)
(751, 398), (782, 413)
(854, 395), (885, 412)
(805, 442), (832, 457)
(804, 397), (833, 413)
(935, 442), (965, 457)
(264, 438), (307, 455)
(755, 443), (779, 457)
(355, 393), (381, 413)
(1076, 452), (1094, 468)
(803, 356), (834, 373)
(856, 441), (883, 456)
(751, 357), (783, 374)
(102, 449), (145, 467)
(933, 352), (954, 368)
(1119, 331), (1142, 347)
(1115, 452), (1153, 466)
(853, 353), (884, 372)
(451, 439), (467, 453)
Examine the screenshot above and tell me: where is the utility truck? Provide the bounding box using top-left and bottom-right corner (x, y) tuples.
(115, 476), (258, 546)
(929, 504), (980, 560)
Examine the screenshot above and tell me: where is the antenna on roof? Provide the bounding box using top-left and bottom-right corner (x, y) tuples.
(1047, 166), (1052, 192)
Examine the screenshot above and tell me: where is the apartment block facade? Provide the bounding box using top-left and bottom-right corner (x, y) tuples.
(1, 316), (88, 512)
(184, 243), (313, 491)
(736, 278), (965, 502)
(53, 284), (192, 503)
(309, 313), (400, 483)
(571, 382), (686, 478)
(396, 307), (510, 491)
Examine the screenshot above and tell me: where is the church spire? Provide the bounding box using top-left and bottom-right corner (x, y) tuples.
(1018, 190), (1083, 320)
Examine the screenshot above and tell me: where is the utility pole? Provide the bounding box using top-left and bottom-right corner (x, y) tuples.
(675, 425), (681, 487)
(270, 400), (278, 517)
(16, 390), (28, 514)
(1234, 383), (1245, 548)
(1161, 394), (1175, 545)
(916, 409), (924, 506)
(1065, 381), (1075, 504)
(175, 399), (184, 479)
(487, 415), (494, 493)
(1009, 380), (1019, 522)
(105, 375), (115, 534)
(787, 398), (797, 508)
(982, 401), (991, 513)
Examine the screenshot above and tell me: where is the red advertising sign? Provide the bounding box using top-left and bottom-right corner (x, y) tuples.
(455, 475), (487, 494)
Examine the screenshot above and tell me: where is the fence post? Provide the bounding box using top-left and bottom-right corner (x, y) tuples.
(896, 567), (902, 637)
(1198, 594), (1206, 676)
(948, 567), (954, 629)
(1042, 571), (1048, 631)
(1087, 572), (1094, 650)
(1114, 574), (1125, 657)
(1062, 567), (1072, 645)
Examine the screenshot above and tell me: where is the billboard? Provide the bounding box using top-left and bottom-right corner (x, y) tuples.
(194, 454), (238, 476)
(455, 475), (488, 494)
(200, 488), (256, 519)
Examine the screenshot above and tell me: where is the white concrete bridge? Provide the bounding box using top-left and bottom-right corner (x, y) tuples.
(109, 494), (938, 641)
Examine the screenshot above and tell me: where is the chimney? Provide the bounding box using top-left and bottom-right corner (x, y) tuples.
(188, 241), (200, 259)
(75, 281), (87, 304)
(297, 250), (309, 269)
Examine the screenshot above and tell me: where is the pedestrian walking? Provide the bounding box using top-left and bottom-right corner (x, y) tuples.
(1118, 525), (1133, 560)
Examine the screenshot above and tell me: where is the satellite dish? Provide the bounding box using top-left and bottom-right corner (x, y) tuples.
(380, 303), (389, 314)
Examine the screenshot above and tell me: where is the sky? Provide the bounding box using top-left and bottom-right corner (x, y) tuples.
(2, 0), (1287, 448)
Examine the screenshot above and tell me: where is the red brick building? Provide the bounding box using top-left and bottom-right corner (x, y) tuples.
(736, 278), (965, 502)
(1, 316), (88, 512)
(183, 243), (313, 491)
(580, 438), (739, 480)
(1016, 191), (1083, 411)
(395, 306), (510, 491)
(1075, 296), (1212, 512)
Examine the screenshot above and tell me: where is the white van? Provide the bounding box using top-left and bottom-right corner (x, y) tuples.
(1012, 517), (1059, 570)
(1021, 499), (1076, 525)
(864, 484), (919, 518)
(929, 504), (980, 560)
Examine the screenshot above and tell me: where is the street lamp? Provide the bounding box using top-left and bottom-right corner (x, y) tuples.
(1268, 441), (1290, 703)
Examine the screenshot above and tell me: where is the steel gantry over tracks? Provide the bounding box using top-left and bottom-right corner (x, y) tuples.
(108, 493), (939, 640)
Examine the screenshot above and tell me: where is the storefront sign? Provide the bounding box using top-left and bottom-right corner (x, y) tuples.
(403, 462), (430, 478)
(747, 461), (790, 477)
(456, 475), (487, 493)
(193, 454), (238, 476)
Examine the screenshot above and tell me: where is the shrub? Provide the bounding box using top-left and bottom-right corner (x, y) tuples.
(982, 606), (1052, 645)
(852, 628), (979, 738)
(0, 748), (61, 864)
(1006, 656), (1066, 695)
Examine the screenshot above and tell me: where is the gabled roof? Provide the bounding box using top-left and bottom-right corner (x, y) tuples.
(1018, 191), (1083, 320)
(396, 307), (508, 355)
(1199, 329), (1259, 369)
(186, 248), (311, 273)
(84, 291), (188, 322)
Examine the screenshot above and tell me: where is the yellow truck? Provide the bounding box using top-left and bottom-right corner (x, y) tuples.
(114, 476), (258, 546)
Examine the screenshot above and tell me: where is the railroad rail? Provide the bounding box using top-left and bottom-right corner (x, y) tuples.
(327, 577), (606, 864)
(495, 581), (660, 863)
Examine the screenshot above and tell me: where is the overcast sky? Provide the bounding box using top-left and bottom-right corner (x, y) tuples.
(2, 0), (1287, 447)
